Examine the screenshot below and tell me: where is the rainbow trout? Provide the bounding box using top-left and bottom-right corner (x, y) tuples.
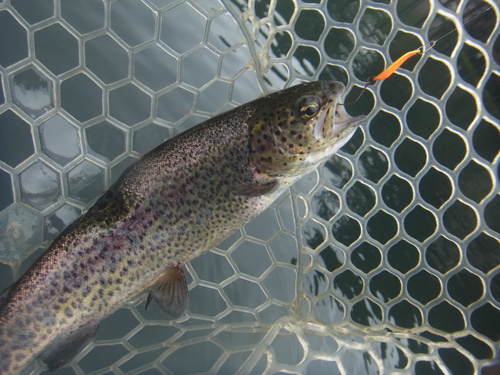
(0, 81), (365, 374)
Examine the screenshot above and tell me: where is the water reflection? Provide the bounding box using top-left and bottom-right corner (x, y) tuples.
(39, 115), (80, 166)
(67, 160), (105, 204)
(343, 347), (380, 375)
(19, 161), (61, 211)
(312, 188), (340, 221)
(10, 67), (53, 118)
(359, 8), (392, 45)
(0, 204), (41, 260)
(43, 204), (81, 242)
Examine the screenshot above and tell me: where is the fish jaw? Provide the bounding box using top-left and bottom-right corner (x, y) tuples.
(321, 95), (365, 139)
(310, 102), (366, 163)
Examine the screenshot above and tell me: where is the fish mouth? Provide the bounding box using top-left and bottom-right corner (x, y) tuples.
(320, 95), (366, 140)
(334, 101), (364, 128)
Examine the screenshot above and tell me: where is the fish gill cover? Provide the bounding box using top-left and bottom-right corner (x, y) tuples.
(0, 0), (498, 374)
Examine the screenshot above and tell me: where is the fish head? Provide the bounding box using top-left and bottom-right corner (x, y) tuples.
(248, 81), (366, 178)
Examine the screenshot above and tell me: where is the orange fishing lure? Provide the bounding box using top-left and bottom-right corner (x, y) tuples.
(371, 48), (422, 82)
(342, 45), (428, 105)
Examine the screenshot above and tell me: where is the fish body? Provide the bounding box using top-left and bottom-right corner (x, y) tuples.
(0, 81), (365, 374)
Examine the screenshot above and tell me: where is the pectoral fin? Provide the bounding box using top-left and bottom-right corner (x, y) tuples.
(41, 322), (98, 370)
(146, 265), (188, 318)
(235, 179), (278, 197)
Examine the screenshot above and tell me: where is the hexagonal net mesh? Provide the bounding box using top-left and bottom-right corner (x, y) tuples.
(0, 0), (498, 374)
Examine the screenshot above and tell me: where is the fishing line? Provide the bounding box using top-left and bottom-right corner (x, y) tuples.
(341, 4), (494, 106)
(430, 3), (494, 43)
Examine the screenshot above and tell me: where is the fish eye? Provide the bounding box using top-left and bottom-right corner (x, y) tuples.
(299, 100), (320, 118)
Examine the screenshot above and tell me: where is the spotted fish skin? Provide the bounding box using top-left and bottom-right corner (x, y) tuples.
(0, 81), (365, 374)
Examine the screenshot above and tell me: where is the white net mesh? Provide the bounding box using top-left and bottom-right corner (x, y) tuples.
(0, 0), (498, 374)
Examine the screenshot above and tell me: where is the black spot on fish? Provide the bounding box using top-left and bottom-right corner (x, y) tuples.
(82, 286), (91, 297)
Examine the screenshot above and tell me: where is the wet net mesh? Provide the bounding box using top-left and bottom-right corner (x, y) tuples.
(0, 0), (499, 374)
